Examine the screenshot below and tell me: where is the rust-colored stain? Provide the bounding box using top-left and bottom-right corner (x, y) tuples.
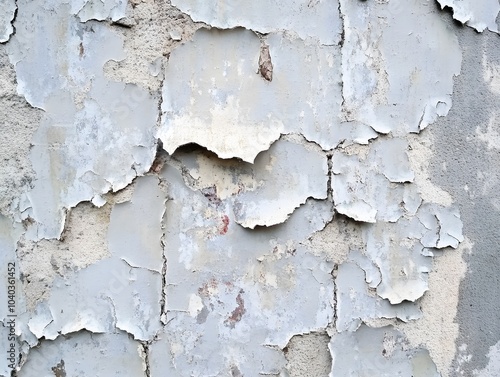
(52, 359), (66, 377)
(198, 278), (218, 297)
(225, 290), (246, 328)
(149, 156), (164, 174)
(220, 215), (230, 235)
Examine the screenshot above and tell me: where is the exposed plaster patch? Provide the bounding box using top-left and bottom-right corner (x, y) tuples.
(407, 131), (454, 207)
(169, 0), (342, 45)
(17, 202), (111, 311)
(0, 0), (16, 43)
(340, 0), (461, 134)
(103, 1), (202, 92)
(397, 238), (470, 376)
(437, 0), (500, 33)
(18, 331), (145, 376)
(329, 324), (440, 376)
(302, 214), (364, 265)
(285, 332), (332, 377)
(7, 0), (158, 240)
(0, 45), (42, 217)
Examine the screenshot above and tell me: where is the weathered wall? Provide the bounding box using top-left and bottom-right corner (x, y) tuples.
(0, 0), (499, 376)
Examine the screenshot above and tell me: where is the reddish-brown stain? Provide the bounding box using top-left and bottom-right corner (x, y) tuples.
(220, 215), (229, 235)
(225, 290), (246, 328)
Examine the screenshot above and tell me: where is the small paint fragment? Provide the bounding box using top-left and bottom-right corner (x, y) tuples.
(259, 44), (273, 82)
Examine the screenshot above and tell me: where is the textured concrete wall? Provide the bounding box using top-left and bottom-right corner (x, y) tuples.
(0, 0), (498, 376)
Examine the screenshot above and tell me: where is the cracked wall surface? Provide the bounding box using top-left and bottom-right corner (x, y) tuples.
(0, 0), (499, 376)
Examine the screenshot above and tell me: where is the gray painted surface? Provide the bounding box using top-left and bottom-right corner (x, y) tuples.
(430, 15), (500, 374)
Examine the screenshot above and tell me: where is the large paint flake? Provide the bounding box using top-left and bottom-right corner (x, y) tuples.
(340, 0), (461, 134)
(437, 0), (500, 33)
(329, 325), (440, 376)
(331, 138), (417, 223)
(0, 0), (16, 43)
(18, 331), (145, 376)
(170, 0), (342, 45)
(7, 0), (158, 240)
(159, 28), (375, 162)
(171, 138), (328, 228)
(24, 176), (164, 341)
(336, 251), (421, 332)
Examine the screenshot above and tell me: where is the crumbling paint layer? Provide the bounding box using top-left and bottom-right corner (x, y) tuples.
(7, 0), (158, 239)
(340, 0), (461, 134)
(331, 138), (417, 223)
(25, 176), (163, 341)
(437, 0), (500, 33)
(170, 0), (342, 45)
(73, 0), (127, 22)
(0, 0), (16, 43)
(336, 252), (421, 332)
(172, 137), (328, 228)
(18, 331), (145, 376)
(329, 325), (440, 376)
(148, 163), (335, 375)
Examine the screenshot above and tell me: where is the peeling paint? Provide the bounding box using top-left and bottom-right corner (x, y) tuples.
(148, 163), (335, 375)
(18, 331), (145, 376)
(340, 0), (461, 134)
(170, 0), (342, 45)
(336, 254), (421, 332)
(158, 27), (374, 162)
(331, 138), (417, 223)
(437, 0), (500, 33)
(0, 0), (488, 375)
(7, 0), (158, 239)
(0, 0), (16, 43)
(329, 325), (440, 376)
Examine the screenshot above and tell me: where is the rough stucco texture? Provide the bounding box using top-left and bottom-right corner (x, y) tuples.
(0, 0), (498, 376)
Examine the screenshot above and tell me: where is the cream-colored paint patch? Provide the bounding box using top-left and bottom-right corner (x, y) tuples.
(397, 238), (470, 377)
(407, 131), (454, 207)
